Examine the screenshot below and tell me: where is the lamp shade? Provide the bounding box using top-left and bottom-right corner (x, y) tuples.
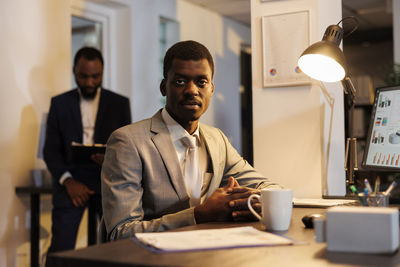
(298, 25), (347, 83)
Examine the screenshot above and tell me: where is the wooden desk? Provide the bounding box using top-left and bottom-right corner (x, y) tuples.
(46, 207), (400, 267)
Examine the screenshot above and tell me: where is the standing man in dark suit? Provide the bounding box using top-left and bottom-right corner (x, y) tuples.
(43, 47), (131, 253)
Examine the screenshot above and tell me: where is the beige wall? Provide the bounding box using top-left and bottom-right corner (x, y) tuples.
(251, 0), (346, 197)
(0, 0), (70, 266)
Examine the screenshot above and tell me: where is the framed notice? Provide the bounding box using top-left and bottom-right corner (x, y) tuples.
(262, 10), (311, 87)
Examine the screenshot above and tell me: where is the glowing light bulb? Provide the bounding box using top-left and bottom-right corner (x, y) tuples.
(298, 54), (345, 82)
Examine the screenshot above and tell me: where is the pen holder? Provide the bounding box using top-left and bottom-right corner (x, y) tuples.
(358, 193), (389, 207)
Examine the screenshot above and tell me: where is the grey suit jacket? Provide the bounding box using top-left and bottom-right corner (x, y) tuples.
(101, 110), (277, 240)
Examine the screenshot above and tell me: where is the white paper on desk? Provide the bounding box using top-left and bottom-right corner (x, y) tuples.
(293, 198), (357, 207)
(134, 226), (292, 252)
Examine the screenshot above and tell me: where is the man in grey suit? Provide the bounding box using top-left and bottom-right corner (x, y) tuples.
(101, 40), (278, 240)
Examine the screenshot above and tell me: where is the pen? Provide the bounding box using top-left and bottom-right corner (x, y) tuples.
(350, 185), (358, 195)
(364, 179), (373, 194)
(384, 181), (397, 196)
(374, 176), (380, 193)
(364, 187), (369, 196)
(350, 185), (363, 205)
(362, 188), (369, 206)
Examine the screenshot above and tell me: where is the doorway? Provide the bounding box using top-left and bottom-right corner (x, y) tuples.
(71, 16), (102, 88)
(240, 45), (253, 166)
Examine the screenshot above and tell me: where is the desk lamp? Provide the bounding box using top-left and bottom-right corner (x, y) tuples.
(298, 17), (359, 188)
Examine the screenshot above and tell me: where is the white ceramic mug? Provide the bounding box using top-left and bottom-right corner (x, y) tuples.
(247, 188), (293, 231)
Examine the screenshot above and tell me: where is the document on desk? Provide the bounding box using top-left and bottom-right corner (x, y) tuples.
(134, 226), (292, 252)
(293, 198), (358, 208)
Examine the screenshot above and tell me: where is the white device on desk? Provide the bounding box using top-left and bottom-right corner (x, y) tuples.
(314, 206), (399, 253)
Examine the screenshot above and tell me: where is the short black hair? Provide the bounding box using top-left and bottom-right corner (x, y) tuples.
(163, 40), (214, 79)
(73, 47), (104, 67)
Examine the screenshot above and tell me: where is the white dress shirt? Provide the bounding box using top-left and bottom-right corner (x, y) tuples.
(80, 87), (101, 145)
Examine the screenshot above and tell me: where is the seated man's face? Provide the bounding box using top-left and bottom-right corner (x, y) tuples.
(161, 58), (214, 131)
(73, 57), (103, 99)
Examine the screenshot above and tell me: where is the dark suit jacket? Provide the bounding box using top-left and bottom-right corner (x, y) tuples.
(43, 88), (131, 204)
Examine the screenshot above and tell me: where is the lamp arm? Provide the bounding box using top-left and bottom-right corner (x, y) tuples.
(341, 76), (356, 105)
(341, 76), (358, 187)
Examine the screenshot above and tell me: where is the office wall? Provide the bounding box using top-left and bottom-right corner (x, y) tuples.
(122, 0), (250, 151)
(251, 0), (346, 197)
(0, 0), (70, 266)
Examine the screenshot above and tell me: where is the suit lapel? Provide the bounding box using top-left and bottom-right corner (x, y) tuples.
(70, 89), (83, 142)
(94, 89), (106, 138)
(150, 111), (188, 201)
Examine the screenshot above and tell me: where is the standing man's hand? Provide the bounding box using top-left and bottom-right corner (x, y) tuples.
(194, 177), (259, 223)
(64, 177), (95, 207)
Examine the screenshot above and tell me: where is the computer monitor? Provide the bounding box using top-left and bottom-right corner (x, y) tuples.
(362, 85), (400, 170)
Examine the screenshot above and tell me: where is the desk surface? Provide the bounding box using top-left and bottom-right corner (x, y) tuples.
(47, 207), (400, 267)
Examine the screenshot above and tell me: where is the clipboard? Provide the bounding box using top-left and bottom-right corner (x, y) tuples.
(67, 142), (106, 165)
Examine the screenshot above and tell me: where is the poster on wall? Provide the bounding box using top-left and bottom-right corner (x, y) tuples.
(262, 10), (311, 87)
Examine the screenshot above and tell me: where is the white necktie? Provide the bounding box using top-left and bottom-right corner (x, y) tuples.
(181, 135), (201, 206)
